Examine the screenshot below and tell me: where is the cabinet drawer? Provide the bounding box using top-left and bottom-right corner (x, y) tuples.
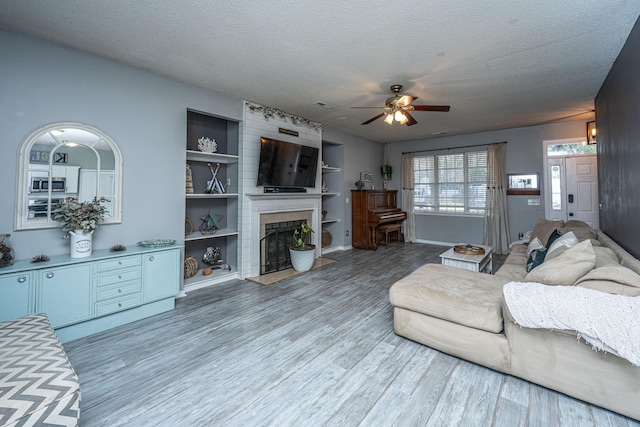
(96, 268), (141, 286)
(95, 280), (141, 302)
(97, 255), (141, 272)
(95, 294), (142, 316)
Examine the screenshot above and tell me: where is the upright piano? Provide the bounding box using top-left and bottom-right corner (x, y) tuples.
(352, 190), (407, 250)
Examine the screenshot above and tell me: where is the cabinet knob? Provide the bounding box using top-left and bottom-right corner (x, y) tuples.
(118, 303), (122, 307)
(118, 275), (122, 279)
(17, 276), (27, 283)
(149, 256), (154, 261)
(118, 288), (122, 293)
(118, 261), (122, 265)
(46, 272), (54, 279)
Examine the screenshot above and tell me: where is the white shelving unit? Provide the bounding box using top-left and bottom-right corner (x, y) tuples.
(183, 110), (240, 291)
(321, 143), (345, 253)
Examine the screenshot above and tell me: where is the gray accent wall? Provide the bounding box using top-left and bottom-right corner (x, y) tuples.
(595, 17), (640, 258)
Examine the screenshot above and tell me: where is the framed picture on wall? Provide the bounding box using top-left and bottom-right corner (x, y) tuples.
(507, 173), (540, 195)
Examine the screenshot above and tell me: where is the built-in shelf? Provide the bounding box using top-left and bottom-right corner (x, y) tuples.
(322, 218), (340, 224)
(321, 192), (340, 197)
(185, 228), (239, 242)
(322, 166), (340, 172)
(186, 193), (239, 199)
(184, 265), (238, 291)
(186, 150), (239, 163)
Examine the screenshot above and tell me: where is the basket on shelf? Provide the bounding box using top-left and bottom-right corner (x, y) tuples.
(184, 256), (198, 279)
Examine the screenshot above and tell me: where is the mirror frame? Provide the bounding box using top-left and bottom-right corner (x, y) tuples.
(15, 121), (123, 231)
(506, 173), (540, 195)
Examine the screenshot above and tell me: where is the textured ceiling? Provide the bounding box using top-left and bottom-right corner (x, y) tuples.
(1, 1), (639, 143)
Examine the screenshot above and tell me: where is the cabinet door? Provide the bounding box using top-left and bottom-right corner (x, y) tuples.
(0, 272), (34, 322)
(143, 249), (180, 303)
(39, 264), (93, 328)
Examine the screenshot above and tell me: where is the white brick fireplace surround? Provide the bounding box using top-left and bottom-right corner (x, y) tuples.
(244, 194), (322, 278)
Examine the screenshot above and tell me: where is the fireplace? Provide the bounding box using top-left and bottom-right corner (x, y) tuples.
(260, 210), (313, 275)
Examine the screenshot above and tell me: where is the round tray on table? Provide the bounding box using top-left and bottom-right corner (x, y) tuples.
(453, 244), (485, 255)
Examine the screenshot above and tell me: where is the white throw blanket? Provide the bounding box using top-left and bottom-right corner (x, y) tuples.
(503, 281), (640, 366)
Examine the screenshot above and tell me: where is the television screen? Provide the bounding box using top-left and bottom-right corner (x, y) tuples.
(256, 137), (319, 188)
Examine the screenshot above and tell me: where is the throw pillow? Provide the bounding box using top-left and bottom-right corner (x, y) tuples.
(558, 220), (597, 242)
(526, 248), (547, 272)
(529, 218), (564, 246)
(527, 237), (545, 256)
(525, 239), (596, 285)
(545, 229), (562, 250)
(547, 231), (579, 256)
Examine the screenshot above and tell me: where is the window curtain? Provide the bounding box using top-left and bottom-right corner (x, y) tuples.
(401, 152), (416, 243)
(483, 143), (510, 254)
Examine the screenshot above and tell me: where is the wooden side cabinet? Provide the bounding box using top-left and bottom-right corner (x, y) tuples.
(0, 245), (181, 342)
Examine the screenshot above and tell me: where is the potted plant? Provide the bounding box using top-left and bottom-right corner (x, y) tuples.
(52, 196), (108, 258)
(381, 164), (392, 190)
(289, 223), (316, 272)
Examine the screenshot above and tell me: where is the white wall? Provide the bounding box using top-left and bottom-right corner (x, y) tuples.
(0, 29), (243, 258)
(386, 120), (589, 245)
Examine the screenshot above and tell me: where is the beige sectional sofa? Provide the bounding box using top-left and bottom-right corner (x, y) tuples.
(389, 219), (640, 420)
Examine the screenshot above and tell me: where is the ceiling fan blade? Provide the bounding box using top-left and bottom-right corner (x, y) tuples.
(404, 111), (418, 126)
(350, 106), (387, 109)
(411, 105), (451, 112)
(361, 112), (386, 125)
(395, 95), (416, 107)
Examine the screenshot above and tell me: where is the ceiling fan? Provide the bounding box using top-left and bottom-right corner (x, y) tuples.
(352, 84), (450, 126)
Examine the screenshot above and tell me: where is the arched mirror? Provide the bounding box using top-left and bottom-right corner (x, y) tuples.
(16, 122), (123, 230)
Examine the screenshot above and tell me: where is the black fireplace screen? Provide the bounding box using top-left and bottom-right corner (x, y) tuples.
(260, 220), (305, 274)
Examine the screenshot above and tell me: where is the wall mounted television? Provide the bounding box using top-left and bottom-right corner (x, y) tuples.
(256, 137), (319, 188)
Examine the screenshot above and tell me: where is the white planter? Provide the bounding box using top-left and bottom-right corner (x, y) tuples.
(69, 229), (93, 258)
(289, 246), (316, 272)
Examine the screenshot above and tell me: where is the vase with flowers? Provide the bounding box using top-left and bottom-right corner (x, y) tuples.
(52, 197), (108, 258)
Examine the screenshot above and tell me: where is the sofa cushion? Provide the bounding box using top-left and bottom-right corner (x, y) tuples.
(576, 265), (640, 289)
(495, 243), (528, 281)
(530, 218), (563, 246)
(526, 237), (545, 256)
(389, 263), (510, 333)
(558, 220), (598, 242)
(525, 239), (596, 285)
(593, 246), (620, 268)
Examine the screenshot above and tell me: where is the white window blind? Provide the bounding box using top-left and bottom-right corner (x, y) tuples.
(413, 150), (487, 214)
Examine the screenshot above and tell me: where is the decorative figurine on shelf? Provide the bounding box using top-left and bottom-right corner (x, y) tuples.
(205, 163), (227, 194)
(197, 136), (217, 153)
(202, 246), (225, 270)
(199, 208), (223, 235)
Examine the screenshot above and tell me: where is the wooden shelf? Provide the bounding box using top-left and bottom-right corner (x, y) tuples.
(184, 265), (238, 291)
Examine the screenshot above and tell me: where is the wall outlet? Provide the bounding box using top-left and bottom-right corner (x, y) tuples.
(346, 197), (349, 204)
(518, 232), (524, 239)
(346, 230), (349, 236)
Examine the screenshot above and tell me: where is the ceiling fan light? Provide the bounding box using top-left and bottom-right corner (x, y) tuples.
(394, 111), (405, 122)
(384, 113), (394, 125)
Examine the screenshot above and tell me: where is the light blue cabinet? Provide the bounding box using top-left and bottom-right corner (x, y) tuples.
(38, 264), (93, 328)
(143, 249), (180, 303)
(0, 272), (33, 322)
(0, 246), (180, 341)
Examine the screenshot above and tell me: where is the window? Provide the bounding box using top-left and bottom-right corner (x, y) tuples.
(413, 150), (487, 214)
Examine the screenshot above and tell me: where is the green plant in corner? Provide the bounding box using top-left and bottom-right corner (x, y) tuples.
(291, 223), (315, 250)
(380, 164), (393, 181)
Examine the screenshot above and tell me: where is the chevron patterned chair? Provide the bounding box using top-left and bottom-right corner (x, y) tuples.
(0, 313), (81, 427)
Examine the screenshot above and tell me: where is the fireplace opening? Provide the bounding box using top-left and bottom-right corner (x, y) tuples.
(260, 220), (305, 274)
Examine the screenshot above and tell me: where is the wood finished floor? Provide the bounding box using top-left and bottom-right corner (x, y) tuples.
(64, 243), (640, 427)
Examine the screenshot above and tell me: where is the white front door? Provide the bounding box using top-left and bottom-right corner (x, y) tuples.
(565, 155), (599, 228)
(545, 155), (599, 228)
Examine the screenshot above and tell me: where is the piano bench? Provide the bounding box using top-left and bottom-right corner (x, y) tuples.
(377, 223), (403, 247)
